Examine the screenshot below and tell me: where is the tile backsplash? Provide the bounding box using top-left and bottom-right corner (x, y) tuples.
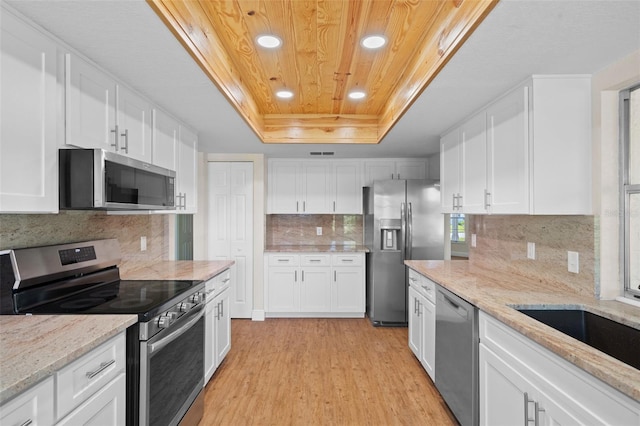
(266, 214), (363, 246)
(0, 211), (170, 269)
(468, 215), (595, 297)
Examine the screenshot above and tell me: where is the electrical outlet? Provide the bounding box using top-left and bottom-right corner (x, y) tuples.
(471, 234), (477, 248)
(316, 227), (322, 236)
(527, 242), (536, 260)
(140, 236), (147, 252)
(568, 251), (579, 273)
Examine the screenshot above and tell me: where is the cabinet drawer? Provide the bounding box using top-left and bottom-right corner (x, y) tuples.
(268, 254), (299, 266)
(0, 376), (54, 426)
(56, 373), (125, 426)
(331, 254), (363, 266)
(421, 277), (437, 304)
(56, 332), (125, 420)
(300, 254), (330, 266)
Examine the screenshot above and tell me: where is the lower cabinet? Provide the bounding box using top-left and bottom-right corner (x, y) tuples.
(205, 269), (232, 384)
(0, 332), (126, 426)
(265, 253), (365, 317)
(407, 269), (436, 380)
(479, 312), (640, 426)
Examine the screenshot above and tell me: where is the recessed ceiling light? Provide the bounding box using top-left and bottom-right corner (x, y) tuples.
(256, 34), (282, 49)
(348, 90), (366, 100)
(276, 90), (294, 99)
(361, 35), (387, 49)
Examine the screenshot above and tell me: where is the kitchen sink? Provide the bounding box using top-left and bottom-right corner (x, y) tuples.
(516, 308), (640, 370)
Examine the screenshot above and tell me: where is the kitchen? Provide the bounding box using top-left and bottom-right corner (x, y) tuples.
(1, 0), (640, 425)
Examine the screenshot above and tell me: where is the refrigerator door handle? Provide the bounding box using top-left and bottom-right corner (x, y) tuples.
(400, 202), (406, 263)
(407, 202), (413, 260)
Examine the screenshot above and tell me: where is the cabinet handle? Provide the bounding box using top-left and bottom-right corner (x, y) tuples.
(534, 402), (545, 426)
(296, 201), (299, 212)
(457, 193), (462, 210)
(333, 201), (336, 212)
(452, 194), (456, 210)
(342, 259), (353, 262)
(19, 420), (33, 426)
(484, 189), (491, 209)
(86, 359), (116, 379)
(397, 173), (401, 179)
(303, 201), (306, 212)
(391, 173), (394, 179)
(295, 270), (297, 281)
(121, 128), (129, 154)
(277, 259), (289, 262)
(309, 259), (321, 262)
(183, 193), (187, 209)
(302, 270), (305, 282)
(110, 124), (120, 151)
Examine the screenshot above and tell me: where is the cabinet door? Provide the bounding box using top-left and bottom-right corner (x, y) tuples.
(56, 374), (125, 426)
(461, 112), (487, 213)
(1, 11), (59, 213)
(421, 298), (435, 380)
(66, 54), (116, 151)
(268, 161), (299, 213)
(116, 85), (152, 163)
(214, 288), (231, 367)
(299, 267), (331, 312)
(331, 267), (364, 312)
(408, 286), (422, 359)
(395, 160), (426, 180)
(152, 108), (178, 171)
(177, 125), (198, 213)
(333, 161), (362, 214)
(204, 299), (216, 384)
(486, 86), (529, 214)
(440, 128), (461, 213)
(301, 162), (332, 213)
(363, 160), (395, 186)
(267, 267), (299, 312)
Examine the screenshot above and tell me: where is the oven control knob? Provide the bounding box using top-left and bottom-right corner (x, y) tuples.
(167, 311), (180, 320)
(178, 302), (194, 312)
(157, 314), (172, 329)
(190, 293), (203, 304)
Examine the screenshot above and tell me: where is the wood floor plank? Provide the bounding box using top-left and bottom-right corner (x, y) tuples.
(201, 318), (457, 425)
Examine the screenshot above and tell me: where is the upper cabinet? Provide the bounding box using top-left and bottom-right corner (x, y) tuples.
(267, 159), (362, 214)
(440, 75), (592, 215)
(0, 8), (59, 213)
(65, 54), (152, 163)
(363, 159), (427, 186)
(176, 125), (198, 213)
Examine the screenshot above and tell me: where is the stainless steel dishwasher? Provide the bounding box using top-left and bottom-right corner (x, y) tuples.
(435, 285), (478, 426)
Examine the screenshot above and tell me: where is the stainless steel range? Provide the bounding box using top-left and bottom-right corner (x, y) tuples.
(0, 239), (205, 426)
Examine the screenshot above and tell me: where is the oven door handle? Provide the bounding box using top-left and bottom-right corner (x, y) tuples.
(148, 305), (204, 355)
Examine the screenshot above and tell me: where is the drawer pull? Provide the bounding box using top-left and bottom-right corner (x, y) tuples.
(309, 259), (321, 262)
(341, 259), (354, 262)
(19, 420), (33, 426)
(277, 259), (289, 262)
(86, 359), (116, 380)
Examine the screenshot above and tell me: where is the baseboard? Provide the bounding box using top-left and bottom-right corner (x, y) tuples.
(251, 309), (265, 321)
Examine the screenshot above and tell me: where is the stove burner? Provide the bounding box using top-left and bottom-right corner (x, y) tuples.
(59, 298), (107, 310)
(109, 299), (155, 309)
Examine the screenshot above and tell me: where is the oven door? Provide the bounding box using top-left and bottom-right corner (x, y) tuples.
(140, 305), (205, 426)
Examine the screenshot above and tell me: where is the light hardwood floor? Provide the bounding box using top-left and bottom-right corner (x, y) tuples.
(200, 318), (457, 425)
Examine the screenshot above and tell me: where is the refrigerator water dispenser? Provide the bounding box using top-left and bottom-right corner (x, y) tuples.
(379, 219), (401, 251)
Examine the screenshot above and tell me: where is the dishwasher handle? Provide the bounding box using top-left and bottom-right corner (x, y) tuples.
(440, 291), (470, 320)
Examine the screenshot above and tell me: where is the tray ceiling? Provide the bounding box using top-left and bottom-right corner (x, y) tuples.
(148, 0), (498, 144)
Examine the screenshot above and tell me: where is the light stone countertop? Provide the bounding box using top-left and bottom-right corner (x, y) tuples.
(0, 314), (137, 404)
(265, 244), (369, 253)
(120, 260), (235, 281)
(405, 260), (640, 403)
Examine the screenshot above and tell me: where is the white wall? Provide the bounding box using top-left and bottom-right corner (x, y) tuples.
(592, 49), (640, 299)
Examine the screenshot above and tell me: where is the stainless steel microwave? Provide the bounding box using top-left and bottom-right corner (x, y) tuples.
(59, 149), (176, 210)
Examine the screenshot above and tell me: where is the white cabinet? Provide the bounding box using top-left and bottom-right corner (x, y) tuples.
(0, 376), (55, 426)
(265, 253), (365, 317)
(204, 269), (232, 384)
(479, 312), (640, 426)
(407, 269), (436, 380)
(176, 125), (198, 213)
(363, 159), (427, 186)
(152, 108), (178, 171)
(1, 9), (59, 213)
(66, 54), (152, 163)
(56, 374), (125, 426)
(267, 159), (362, 214)
(440, 75), (592, 215)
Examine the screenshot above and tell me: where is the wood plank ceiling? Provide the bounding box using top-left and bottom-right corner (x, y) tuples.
(147, 0), (498, 144)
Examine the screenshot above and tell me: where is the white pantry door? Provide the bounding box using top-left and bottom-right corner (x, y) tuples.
(208, 162), (253, 318)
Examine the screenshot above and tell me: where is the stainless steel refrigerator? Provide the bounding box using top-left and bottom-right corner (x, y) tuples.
(364, 179), (444, 326)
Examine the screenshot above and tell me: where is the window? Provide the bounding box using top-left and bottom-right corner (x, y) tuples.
(450, 214), (465, 243)
(622, 85), (640, 300)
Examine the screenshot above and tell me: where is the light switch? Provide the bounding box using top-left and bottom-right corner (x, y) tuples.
(471, 234), (477, 248)
(140, 236), (147, 251)
(568, 251), (579, 273)
(316, 227), (322, 236)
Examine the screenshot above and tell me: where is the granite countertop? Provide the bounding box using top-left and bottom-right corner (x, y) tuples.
(405, 260), (640, 403)
(120, 260), (235, 281)
(265, 244), (369, 253)
(0, 314), (137, 404)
